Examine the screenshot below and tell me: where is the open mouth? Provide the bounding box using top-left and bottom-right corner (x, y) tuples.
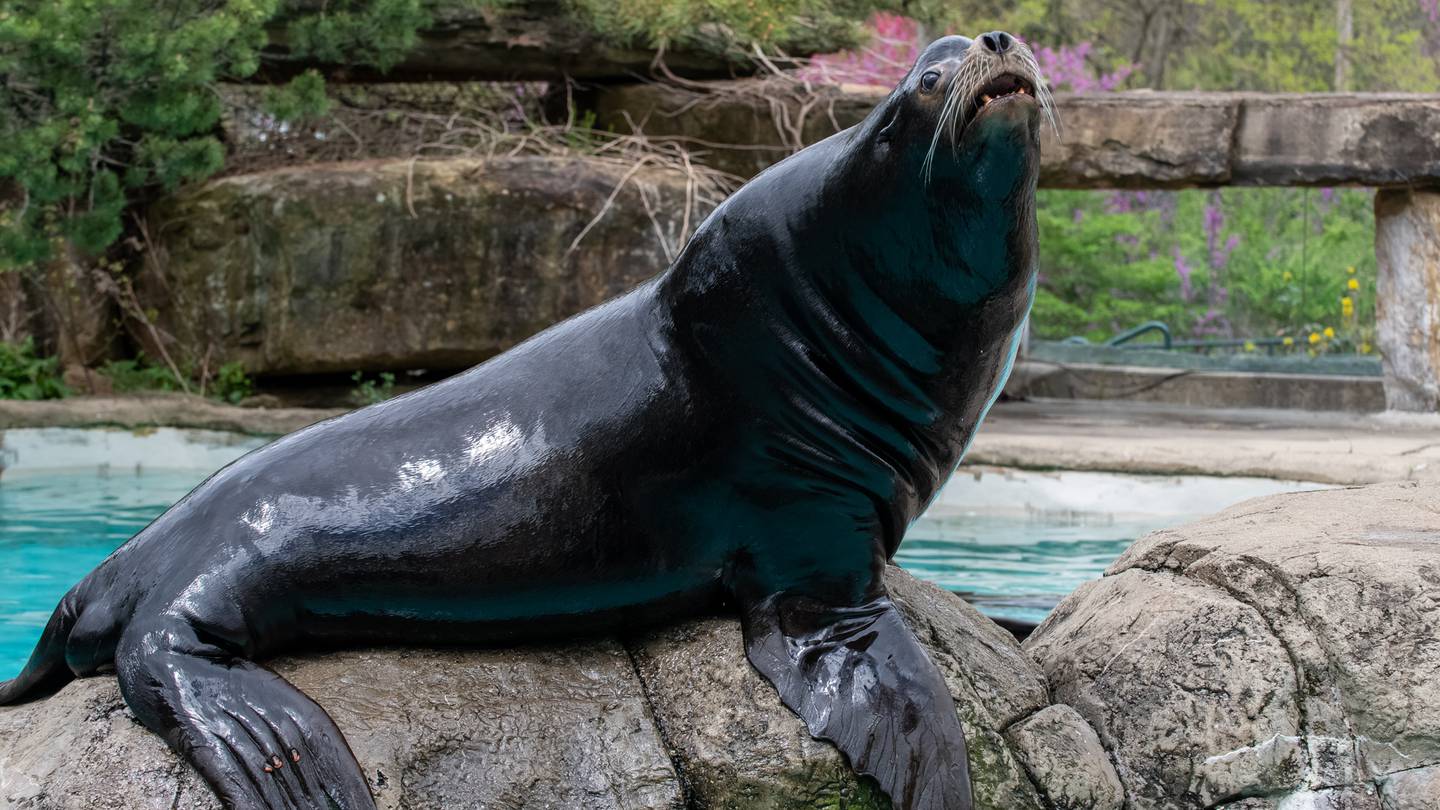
(973, 73), (1035, 109)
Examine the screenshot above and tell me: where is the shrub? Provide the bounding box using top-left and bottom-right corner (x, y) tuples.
(0, 338), (67, 400)
(1033, 187), (1377, 351)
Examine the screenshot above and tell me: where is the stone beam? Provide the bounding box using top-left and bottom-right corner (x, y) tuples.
(592, 82), (1440, 189)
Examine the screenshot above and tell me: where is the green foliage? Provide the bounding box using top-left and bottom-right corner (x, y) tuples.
(1033, 197), (1187, 342)
(284, 0), (428, 72)
(898, 0), (1439, 93)
(0, 0), (466, 270)
(1033, 188), (1378, 356)
(0, 338), (68, 400)
(101, 354), (255, 401)
(569, 0), (874, 55)
(0, 0), (276, 265)
(212, 361), (254, 404)
(350, 370), (396, 405)
(263, 70), (332, 123)
(100, 354), (186, 392)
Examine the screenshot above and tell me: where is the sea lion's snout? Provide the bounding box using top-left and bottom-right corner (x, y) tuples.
(979, 31), (1015, 55)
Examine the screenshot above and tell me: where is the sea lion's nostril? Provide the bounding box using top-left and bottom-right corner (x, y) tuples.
(981, 31), (1014, 55)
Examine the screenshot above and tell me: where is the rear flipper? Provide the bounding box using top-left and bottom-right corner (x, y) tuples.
(743, 592), (973, 810)
(115, 620), (376, 810)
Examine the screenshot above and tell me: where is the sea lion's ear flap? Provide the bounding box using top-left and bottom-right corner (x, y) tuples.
(742, 592), (975, 809)
(877, 110), (900, 144)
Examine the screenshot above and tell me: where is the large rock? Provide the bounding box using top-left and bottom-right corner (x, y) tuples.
(1025, 482), (1440, 809)
(142, 157), (720, 376)
(1375, 189), (1440, 412)
(594, 83), (1440, 188)
(0, 567), (1122, 809)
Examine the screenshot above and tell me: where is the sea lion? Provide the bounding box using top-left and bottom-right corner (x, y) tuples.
(0, 31), (1052, 810)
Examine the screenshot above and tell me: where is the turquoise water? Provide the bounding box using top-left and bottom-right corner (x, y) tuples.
(897, 512), (1165, 623)
(0, 449), (1321, 680)
(0, 469), (210, 680)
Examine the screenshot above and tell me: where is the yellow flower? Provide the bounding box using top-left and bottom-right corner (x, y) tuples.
(1309, 332), (1322, 344)
(1282, 271), (1294, 282)
(1323, 326), (1335, 339)
(1243, 340), (1257, 352)
(1347, 266), (1356, 275)
(1347, 278), (1359, 290)
(1359, 342), (1371, 354)
(1341, 296), (1354, 317)
(1283, 336), (1295, 346)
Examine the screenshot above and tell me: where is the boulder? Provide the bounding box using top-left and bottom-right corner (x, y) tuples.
(0, 567), (1123, 809)
(1025, 481), (1440, 809)
(142, 156), (720, 376)
(1375, 189), (1440, 412)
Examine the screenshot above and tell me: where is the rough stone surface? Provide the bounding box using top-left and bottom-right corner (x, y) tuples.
(630, 568), (1057, 809)
(1026, 482), (1440, 809)
(594, 83), (1440, 188)
(1375, 189), (1440, 412)
(0, 568), (1118, 809)
(143, 157), (715, 376)
(970, 399), (1440, 487)
(1004, 706), (1124, 810)
(0, 645), (682, 809)
(0, 393), (342, 436)
(1006, 361), (1387, 413)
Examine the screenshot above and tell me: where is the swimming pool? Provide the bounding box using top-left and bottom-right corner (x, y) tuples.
(0, 428), (1324, 679)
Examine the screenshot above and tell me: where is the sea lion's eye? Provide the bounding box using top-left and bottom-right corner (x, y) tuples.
(920, 71), (941, 92)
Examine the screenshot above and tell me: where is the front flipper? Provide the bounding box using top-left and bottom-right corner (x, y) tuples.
(115, 620), (376, 810)
(743, 593), (973, 810)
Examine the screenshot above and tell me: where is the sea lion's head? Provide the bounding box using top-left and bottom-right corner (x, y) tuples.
(863, 32), (1055, 194)
(814, 32), (1053, 326)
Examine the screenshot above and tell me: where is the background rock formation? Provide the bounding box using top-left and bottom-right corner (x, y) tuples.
(142, 157), (716, 376)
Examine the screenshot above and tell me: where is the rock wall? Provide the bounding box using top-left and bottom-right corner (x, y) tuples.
(0, 568), (1124, 809)
(142, 157), (715, 376)
(1025, 481), (1440, 808)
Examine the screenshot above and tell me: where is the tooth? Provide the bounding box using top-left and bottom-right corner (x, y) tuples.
(982, 94), (992, 104)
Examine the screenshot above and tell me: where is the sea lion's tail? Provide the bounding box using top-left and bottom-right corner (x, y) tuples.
(0, 590), (79, 705)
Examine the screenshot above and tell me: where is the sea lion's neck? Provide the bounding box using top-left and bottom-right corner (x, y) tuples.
(658, 141), (1037, 533)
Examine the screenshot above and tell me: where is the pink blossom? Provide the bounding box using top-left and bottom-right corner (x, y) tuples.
(798, 13), (922, 87)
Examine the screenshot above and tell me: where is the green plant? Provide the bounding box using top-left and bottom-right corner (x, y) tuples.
(568, 0), (874, 56)
(1031, 187), (1377, 352)
(100, 354), (186, 392)
(0, 338), (67, 399)
(212, 361), (254, 404)
(350, 370), (396, 405)
(0, 0), (456, 270)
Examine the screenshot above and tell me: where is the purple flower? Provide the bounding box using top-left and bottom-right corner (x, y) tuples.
(1173, 247), (1194, 302)
(1034, 41), (1137, 92)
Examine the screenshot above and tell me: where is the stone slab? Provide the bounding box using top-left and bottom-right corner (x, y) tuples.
(593, 83), (1440, 189)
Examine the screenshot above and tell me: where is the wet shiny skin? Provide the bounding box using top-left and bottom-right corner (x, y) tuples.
(1, 35), (1042, 810)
